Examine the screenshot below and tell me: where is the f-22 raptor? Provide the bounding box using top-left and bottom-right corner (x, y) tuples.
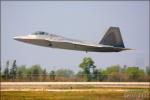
(14, 27), (131, 52)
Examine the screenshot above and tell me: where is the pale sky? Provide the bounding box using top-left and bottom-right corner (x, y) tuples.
(1, 1), (149, 72)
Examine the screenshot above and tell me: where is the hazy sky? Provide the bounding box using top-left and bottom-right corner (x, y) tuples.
(1, 1), (149, 72)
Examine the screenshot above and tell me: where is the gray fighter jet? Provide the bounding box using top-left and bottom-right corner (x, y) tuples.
(13, 27), (131, 52)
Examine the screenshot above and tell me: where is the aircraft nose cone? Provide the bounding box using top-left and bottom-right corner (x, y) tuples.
(13, 35), (36, 43)
(13, 36), (20, 40)
(13, 36), (22, 41)
(13, 36), (27, 41)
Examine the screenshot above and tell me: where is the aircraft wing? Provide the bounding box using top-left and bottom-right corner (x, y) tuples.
(44, 39), (129, 52)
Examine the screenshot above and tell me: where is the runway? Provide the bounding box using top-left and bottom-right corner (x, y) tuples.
(1, 82), (149, 91)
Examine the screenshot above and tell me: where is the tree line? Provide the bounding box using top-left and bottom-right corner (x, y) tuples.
(1, 58), (150, 82)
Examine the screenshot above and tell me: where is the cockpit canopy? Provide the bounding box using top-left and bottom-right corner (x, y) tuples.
(32, 31), (49, 35)
(32, 31), (62, 38)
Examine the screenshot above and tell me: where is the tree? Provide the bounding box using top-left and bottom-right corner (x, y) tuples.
(106, 65), (121, 74)
(42, 68), (47, 81)
(49, 71), (55, 81)
(146, 66), (150, 76)
(55, 68), (74, 77)
(79, 57), (96, 81)
(99, 69), (109, 81)
(137, 69), (146, 81)
(76, 71), (85, 81)
(10, 60), (17, 81)
(17, 65), (26, 81)
(93, 69), (99, 81)
(104, 65), (122, 81)
(145, 66), (150, 82)
(3, 61), (10, 80)
(31, 65), (42, 81)
(55, 68), (74, 81)
(26, 67), (32, 81)
(125, 67), (140, 81)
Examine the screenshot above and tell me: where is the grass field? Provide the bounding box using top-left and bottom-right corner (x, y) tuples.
(1, 82), (149, 100)
(0, 91), (125, 100)
(1, 88), (149, 100)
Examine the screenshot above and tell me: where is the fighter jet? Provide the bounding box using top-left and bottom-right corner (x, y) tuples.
(13, 27), (131, 52)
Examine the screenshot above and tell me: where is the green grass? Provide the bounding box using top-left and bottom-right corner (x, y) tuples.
(1, 89), (149, 100)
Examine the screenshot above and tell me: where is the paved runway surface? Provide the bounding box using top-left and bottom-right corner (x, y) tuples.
(1, 82), (149, 91)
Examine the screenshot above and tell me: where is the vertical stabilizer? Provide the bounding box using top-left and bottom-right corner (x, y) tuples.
(99, 27), (125, 48)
